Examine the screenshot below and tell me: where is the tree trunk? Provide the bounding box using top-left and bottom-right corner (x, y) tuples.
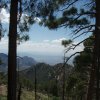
(17, 84), (22, 100)
(7, 0), (18, 100)
(62, 56), (66, 100)
(96, 57), (100, 100)
(86, 63), (96, 100)
(87, 0), (100, 100)
(95, 0), (100, 99)
(35, 66), (37, 100)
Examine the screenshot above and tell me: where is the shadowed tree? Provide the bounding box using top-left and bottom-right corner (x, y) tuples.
(7, 0), (18, 100)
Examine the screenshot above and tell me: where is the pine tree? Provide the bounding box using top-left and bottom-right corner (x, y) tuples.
(37, 0), (100, 100)
(0, 1), (39, 100)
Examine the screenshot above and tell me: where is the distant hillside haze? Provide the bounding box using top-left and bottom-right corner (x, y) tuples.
(17, 56), (37, 67)
(0, 53), (37, 72)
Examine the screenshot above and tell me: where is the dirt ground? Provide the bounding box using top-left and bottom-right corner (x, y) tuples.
(0, 85), (7, 96)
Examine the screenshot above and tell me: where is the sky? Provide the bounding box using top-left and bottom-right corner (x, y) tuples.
(0, 8), (87, 65)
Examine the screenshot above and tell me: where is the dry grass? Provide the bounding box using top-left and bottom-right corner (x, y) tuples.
(0, 85), (7, 96)
(0, 85), (50, 100)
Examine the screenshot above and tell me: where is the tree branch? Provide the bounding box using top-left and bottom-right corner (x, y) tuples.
(83, 1), (95, 7)
(66, 51), (82, 62)
(62, 51), (83, 68)
(65, 36), (92, 55)
(73, 25), (95, 35)
(72, 30), (93, 40)
(59, 0), (79, 11)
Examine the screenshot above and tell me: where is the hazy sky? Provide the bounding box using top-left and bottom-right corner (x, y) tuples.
(0, 8), (88, 65)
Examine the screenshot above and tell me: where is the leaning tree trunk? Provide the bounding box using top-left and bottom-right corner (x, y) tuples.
(87, 0), (100, 100)
(7, 0), (18, 100)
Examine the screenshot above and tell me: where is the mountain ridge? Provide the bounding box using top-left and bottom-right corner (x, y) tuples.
(0, 53), (37, 72)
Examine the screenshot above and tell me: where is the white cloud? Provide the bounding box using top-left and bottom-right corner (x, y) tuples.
(0, 8), (41, 24)
(0, 38), (84, 57)
(0, 8), (9, 23)
(51, 38), (66, 44)
(34, 17), (41, 23)
(17, 38), (84, 56)
(17, 40), (63, 55)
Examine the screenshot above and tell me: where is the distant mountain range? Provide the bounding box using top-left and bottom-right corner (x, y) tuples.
(0, 53), (73, 93)
(0, 53), (37, 72)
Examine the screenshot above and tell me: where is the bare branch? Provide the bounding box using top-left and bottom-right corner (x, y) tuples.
(77, 12), (95, 16)
(66, 52), (82, 62)
(62, 51), (83, 68)
(72, 30), (93, 40)
(64, 36), (93, 55)
(73, 25), (95, 35)
(73, 36), (94, 50)
(65, 45), (74, 53)
(59, 0), (79, 11)
(58, 22), (72, 29)
(73, 40), (86, 50)
(83, 1), (95, 7)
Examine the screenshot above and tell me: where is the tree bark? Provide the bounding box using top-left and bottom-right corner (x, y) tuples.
(86, 61), (96, 100)
(87, 0), (100, 100)
(7, 0), (18, 100)
(95, 0), (100, 99)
